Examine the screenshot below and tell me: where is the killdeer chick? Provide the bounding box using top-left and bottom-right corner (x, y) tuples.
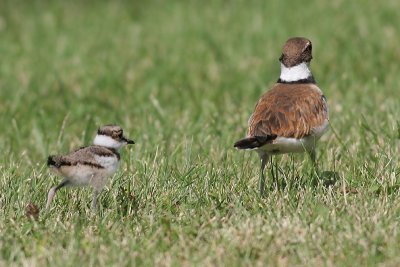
(46, 125), (134, 209)
(234, 37), (328, 196)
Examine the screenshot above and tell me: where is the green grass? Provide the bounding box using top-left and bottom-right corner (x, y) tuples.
(1, 0), (400, 266)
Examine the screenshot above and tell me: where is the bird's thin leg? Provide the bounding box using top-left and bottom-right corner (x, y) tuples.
(259, 154), (269, 197)
(308, 148), (318, 174)
(270, 157), (279, 191)
(308, 149), (316, 166)
(91, 189), (101, 210)
(46, 180), (69, 209)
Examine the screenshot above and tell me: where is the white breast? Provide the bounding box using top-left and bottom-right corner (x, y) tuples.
(94, 155), (120, 174)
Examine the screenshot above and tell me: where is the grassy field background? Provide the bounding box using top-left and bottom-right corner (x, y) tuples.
(0, 0), (399, 266)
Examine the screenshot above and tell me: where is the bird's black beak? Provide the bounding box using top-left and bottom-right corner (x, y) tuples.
(122, 136), (135, 144)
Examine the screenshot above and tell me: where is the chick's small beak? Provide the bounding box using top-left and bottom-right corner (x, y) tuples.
(122, 136), (135, 144)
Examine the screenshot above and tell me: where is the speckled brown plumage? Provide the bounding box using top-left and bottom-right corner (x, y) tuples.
(247, 83), (328, 140)
(48, 145), (120, 169)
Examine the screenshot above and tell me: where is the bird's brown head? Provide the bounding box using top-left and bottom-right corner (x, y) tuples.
(95, 125), (135, 148)
(279, 37), (313, 68)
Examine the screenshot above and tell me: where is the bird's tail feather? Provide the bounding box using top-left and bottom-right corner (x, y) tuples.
(47, 155), (62, 167)
(234, 135), (277, 149)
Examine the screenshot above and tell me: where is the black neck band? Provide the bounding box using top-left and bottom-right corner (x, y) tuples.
(277, 75), (316, 84)
(107, 147), (121, 160)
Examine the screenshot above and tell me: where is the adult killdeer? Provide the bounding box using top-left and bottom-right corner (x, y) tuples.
(234, 37), (328, 196)
(46, 125), (134, 209)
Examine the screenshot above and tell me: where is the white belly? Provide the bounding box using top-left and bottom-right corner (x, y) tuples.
(260, 136), (316, 154)
(61, 165), (106, 186)
(58, 155), (120, 189)
(259, 120), (329, 155)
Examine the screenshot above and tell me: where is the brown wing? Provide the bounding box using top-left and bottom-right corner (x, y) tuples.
(248, 83), (328, 139)
(60, 146), (118, 168)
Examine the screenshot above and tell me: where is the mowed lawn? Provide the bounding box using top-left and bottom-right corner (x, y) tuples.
(0, 0), (399, 266)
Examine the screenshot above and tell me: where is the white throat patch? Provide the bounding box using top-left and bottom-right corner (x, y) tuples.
(280, 62), (312, 82)
(93, 135), (123, 149)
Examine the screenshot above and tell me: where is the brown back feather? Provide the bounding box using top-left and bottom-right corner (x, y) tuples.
(248, 83), (328, 139)
(49, 146), (120, 169)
